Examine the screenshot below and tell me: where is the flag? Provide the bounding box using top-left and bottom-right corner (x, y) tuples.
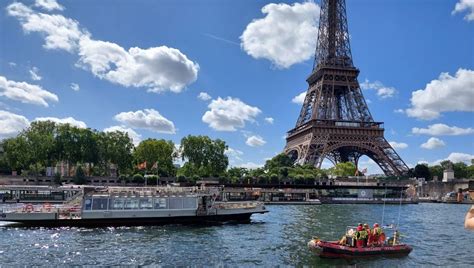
(137, 161), (147, 170)
(151, 161), (158, 169)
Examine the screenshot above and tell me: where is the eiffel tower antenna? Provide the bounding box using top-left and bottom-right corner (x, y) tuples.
(284, 0), (409, 176)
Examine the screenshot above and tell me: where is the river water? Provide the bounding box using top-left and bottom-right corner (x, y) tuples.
(0, 203), (472, 266)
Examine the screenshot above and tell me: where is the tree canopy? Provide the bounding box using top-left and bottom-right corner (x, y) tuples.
(178, 135), (228, 177)
(133, 138), (176, 177)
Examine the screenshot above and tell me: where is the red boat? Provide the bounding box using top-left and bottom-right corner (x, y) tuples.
(308, 238), (412, 259)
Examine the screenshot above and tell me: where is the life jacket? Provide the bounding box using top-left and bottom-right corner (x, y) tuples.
(373, 227), (382, 236)
(358, 230), (368, 239)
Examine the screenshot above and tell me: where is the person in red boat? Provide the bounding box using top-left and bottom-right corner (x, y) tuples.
(363, 223), (371, 247)
(355, 225), (368, 248)
(371, 223), (383, 246)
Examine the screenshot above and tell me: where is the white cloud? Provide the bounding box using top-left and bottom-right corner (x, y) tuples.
(292, 91), (306, 105)
(114, 109), (176, 134)
(240, 2), (319, 68)
(420, 137), (446, 149)
(77, 38), (199, 93)
(264, 117), (274, 124)
(8, 62), (17, 67)
(237, 162), (263, 169)
(70, 83), (80, 91)
(202, 97), (261, 131)
(453, 0), (474, 21)
(29, 66), (42, 81)
(433, 152), (474, 165)
(0, 75), (58, 107)
(198, 92), (212, 101)
(7, 2), (199, 93)
(7, 2), (87, 52)
(104, 125), (142, 146)
(406, 69), (474, 120)
(394, 109), (404, 114)
(360, 79), (397, 99)
(35, 0), (64, 11)
(0, 110), (30, 139)
(389, 141), (408, 150)
(412, 123), (474, 136)
(246, 135), (266, 147)
(34, 116), (87, 128)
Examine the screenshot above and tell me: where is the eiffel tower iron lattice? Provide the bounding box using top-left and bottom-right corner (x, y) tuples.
(284, 0), (409, 176)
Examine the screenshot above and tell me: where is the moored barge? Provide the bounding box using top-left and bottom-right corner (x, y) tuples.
(0, 186), (267, 227)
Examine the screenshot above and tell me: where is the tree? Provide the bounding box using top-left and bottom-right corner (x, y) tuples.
(98, 131), (134, 175)
(453, 162), (468, 179)
(264, 153), (294, 170)
(180, 135), (228, 177)
(327, 162), (357, 177)
(227, 167), (248, 180)
(413, 164), (431, 180)
(74, 165), (86, 184)
(3, 136), (30, 172)
(133, 138), (175, 177)
(429, 165), (443, 181)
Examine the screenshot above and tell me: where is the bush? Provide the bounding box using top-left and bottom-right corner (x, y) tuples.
(177, 175), (187, 183)
(74, 165), (86, 185)
(192, 175), (200, 183)
(118, 174), (128, 182)
(132, 173), (145, 184)
(146, 175), (158, 185)
(294, 175), (305, 185)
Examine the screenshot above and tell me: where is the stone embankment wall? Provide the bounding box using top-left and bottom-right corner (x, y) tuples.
(419, 180), (470, 199)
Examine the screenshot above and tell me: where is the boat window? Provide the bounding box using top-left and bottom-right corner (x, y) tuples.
(84, 198), (92, 210)
(154, 198), (167, 209)
(111, 198), (125, 210)
(169, 197), (183, 209)
(92, 198), (109, 210)
(183, 197), (197, 209)
(139, 198), (153, 209)
(124, 198), (139, 210)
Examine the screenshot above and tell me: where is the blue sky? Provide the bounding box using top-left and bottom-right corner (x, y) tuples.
(0, 0), (473, 174)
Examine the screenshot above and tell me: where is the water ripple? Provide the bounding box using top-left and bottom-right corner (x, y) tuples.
(0, 203), (472, 266)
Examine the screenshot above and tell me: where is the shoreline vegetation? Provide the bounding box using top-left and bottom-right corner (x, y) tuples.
(0, 121), (473, 185)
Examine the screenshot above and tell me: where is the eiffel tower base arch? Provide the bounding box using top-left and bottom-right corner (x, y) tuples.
(284, 124), (408, 176)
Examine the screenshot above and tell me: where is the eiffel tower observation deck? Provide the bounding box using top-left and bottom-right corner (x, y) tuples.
(284, 0), (409, 176)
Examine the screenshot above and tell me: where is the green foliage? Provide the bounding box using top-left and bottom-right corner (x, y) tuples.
(227, 167), (248, 179)
(180, 135), (228, 177)
(327, 162), (357, 177)
(96, 131), (134, 175)
(133, 138), (176, 177)
(74, 165), (86, 185)
(414, 164), (431, 180)
(264, 153), (294, 170)
(453, 162), (468, 179)
(118, 174), (128, 182)
(132, 173), (144, 184)
(429, 165), (443, 181)
(2, 120), (134, 177)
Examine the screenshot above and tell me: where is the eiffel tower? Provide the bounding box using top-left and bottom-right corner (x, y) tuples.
(284, 0), (409, 176)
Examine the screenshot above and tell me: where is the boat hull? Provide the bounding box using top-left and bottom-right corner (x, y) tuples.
(308, 239), (412, 259)
(1, 212), (263, 227)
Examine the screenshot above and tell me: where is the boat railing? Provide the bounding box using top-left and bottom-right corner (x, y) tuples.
(0, 203), (81, 214)
(214, 201), (261, 210)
